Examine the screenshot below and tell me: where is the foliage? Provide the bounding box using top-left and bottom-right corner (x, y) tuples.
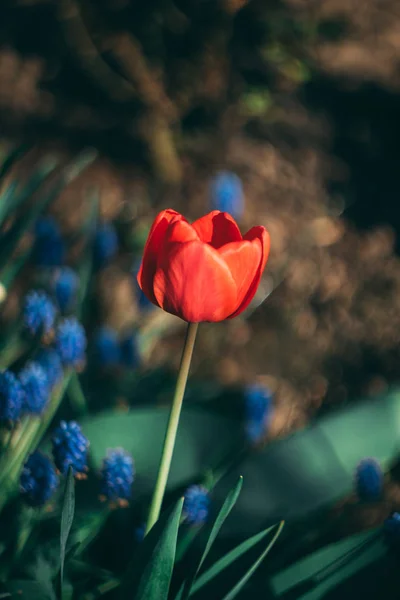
(0, 130), (397, 598)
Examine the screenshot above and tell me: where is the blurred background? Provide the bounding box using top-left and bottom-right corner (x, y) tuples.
(1, 0), (400, 597)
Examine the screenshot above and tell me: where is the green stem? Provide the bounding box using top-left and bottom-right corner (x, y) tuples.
(145, 322), (198, 534)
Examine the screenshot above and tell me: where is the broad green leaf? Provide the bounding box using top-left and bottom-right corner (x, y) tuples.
(190, 524), (276, 595)
(60, 467), (75, 593)
(120, 498), (183, 600)
(220, 521), (284, 600)
(80, 409), (242, 493)
(211, 389), (400, 540)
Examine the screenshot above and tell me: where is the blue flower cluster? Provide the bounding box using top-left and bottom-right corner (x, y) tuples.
(34, 217), (65, 267)
(55, 318), (87, 368)
(93, 327), (140, 370)
(52, 267), (80, 312)
(355, 458), (383, 502)
(210, 171), (244, 220)
(244, 383), (273, 444)
(183, 485), (210, 525)
(0, 371), (24, 422)
(22, 286), (87, 401)
(23, 291), (57, 336)
(18, 415), (135, 507)
(52, 420), (90, 478)
(36, 348), (63, 390)
(19, 362), (50, 415)
(94, 222), (118, 269)
(100, 448), (135, 505)
(20, 452), (59, 507)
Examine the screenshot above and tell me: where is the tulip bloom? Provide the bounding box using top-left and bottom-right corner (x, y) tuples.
(137, 210), (270, 323)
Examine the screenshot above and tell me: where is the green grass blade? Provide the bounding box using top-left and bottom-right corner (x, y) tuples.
(177, 477), (243, 600)
(190, 524), (275, 595)
(220, 521), (284, 600)
(120, 498), (183, 600)
(0, 150), (96, 270)
(198, 476), (243, 573)
(59, 467), (75, 597)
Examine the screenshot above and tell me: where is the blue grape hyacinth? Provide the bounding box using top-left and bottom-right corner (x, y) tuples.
(210, 171), (244, 220)
(93, 327), (121, 368)
(55, 318), (87, 368)
(20, 452), (59, 507)
(23, 291), (57, 336)
(100, 448), (135, 505)
(0, 370), (24, 422)
(19, 362), (49, 415)
(244, 383), (273, 444)
(52, 420), (89, 477)
(94, 222), (118, 268)
(34, 217), (65, 267)
(52, 267), (79, 312)
(183, 485), (210, 525)
(120, 332), (140, 369)
(36, 348), (63, 390)
(355, 458), (383, 502)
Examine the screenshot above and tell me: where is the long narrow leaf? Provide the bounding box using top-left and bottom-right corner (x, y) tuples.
(190, 524), (275, 595)
(221, 521), (284, 600)
(0, 150), (96, 269)
(60, 467), (75, 594)
(199, 476), (243, 572)
(177, 477), (243, 600)
(120, 498), (183, 600)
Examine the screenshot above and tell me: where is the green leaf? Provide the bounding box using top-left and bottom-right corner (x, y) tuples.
(220, 521), (284, 600)
(120, 498), (183, 600)
(0, 150), (96, 270)
(271, 528), (385, 598)
(190, 524), (277, 596)
(59, 467), (75, 595)
(211, 389), (400, 541)
(200, 476), (243, 572)
(6, 580), (55, 600)
(177, 477), (243, 600)
(80, 409), (242, 493)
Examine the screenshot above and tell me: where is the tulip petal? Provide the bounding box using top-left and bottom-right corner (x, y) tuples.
(226, 226), (270, 318)
(192, 211), (242, 248)
(163, 218), (199, 244)
(218, 237), (262, 309)
(137, 209), (182, 305)
(153, 240), (238, 322)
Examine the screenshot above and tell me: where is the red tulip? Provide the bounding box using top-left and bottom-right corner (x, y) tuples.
(137, 210), (270, 323)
